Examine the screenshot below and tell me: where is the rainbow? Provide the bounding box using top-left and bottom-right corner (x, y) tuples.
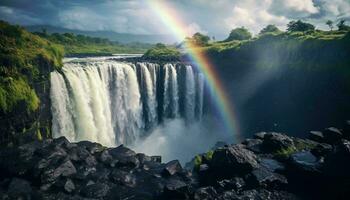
(147, 1), (241, 140)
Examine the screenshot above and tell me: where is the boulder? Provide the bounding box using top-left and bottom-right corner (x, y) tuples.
(290, 151), (320, 173)
(254, 132), (267, 140)
(262, 132), (295, 153)
(259, 158), (285, 172)
(216, 177), (245, 192)
(162, 160), (182, 176)
(110, 169), (136, 187)
(211, 144), (258, 176)
(246, 167), (288, 189)
(323, 140), (350, 178)
(309, 131), (324, 143)
(41, 160), (77, 184)
(322, 127), (343, 144)
(64, 179), (75, 193)
(194, 186), (217, 200)
(77, 140), (104, 154)
(243, 139), (263, 153)
(311, 143), (332, 157)
(7, 178), (32, 198)
(80, 182), (110, 198)
(162, 178), (190, 199)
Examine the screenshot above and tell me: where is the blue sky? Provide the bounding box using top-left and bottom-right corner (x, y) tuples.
(0, 0), (349, 38)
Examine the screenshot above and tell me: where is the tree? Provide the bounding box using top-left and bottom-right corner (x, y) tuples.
(287, 20), (315, 32)
(191, 32), (210, 46)
(225, 27), (252, 41)
(337, 19), (350, 31)
(259, 25), (281, 35)
(326, 20), (334, 31)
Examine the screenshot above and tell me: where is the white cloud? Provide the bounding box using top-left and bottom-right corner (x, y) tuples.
(184, 22), (208, 36)
(283, 0), (319, 14)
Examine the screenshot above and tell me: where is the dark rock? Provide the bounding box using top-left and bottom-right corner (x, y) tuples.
(290, 151), (320, 173)
(323, 140), (350, 178)
(41, 160), (77, 184)
(260, 158), (285, 172)
(162, 160), (182, 176)
(8, 178), (32, 198)
(199, 164), (209, 172)
(136, 153), (151, 164)
(80, 182), (110, 198)
(216, 177), (245, 192)
(194, 186), (217, 200)
(323, 127), (343, 144)
(110, 169), (136, 187)
(150, 155), (162, 163)
(217, 189), (299, 200)
(311, 143), (332, 157)
(163, 178), (190, 199)
(309, 131), (324, 143)
(211, 144), (258, 176)
(243, 139), (263, 153)
(64, 179), (75, 193)
(262, 132), (295, 153)
(254, 132), (267, 140)
(246, 167), (288, 189)
(77, 140), (104, 154)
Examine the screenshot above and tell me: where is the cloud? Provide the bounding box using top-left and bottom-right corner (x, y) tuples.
(0, 0), (349, 36)
(184, 22), (208, 36)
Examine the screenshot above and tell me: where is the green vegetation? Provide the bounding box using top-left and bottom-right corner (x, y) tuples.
(185, 32), (210, 46)
(287, 20), (315, 32)
(35, 32), (153, 56)
(142, 43), (181, 60)
(225, 27), (252, 41)
(259, 25), (282, 35)
(0, 20), (64, 145)
(0, 20), (63, 113)
(274, 140), (317, 158)
(193, 150), (214, 171)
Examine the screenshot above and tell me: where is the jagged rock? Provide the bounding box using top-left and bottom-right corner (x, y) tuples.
(64, 179), (75, 193)
(211, 144), (258, 176)
(323, 127), (343, 144)
(243, 139), (263, 153)
(246, 167), (288, 189)
(80, 182), (110, 198)
(77, 140), (104, 154)
(323, 140), (350, 178)
(217, 189), (299, 200)
(41, 160), (77, 184)
(262, 132), (295, 153)
(216, 177), (245, 192)
(199, 164), (209, 172)
(162, 160), (182, 176)
(110, 169), (136, 187)
(259, 158), (285, 172)
(311, 143), (332, 157)
(163, 178), (190, 199)
(309, 131), (324, 143)
(254, 132), (267, 140)
(194, 186), (217, 200)
(8, 178), (32, 198)
(290, 151), (320, 173)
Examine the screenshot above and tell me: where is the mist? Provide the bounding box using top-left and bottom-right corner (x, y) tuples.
(131, 117), (232, 164)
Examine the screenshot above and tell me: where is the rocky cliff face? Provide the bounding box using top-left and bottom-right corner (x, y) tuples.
(0, 121), (349, 199)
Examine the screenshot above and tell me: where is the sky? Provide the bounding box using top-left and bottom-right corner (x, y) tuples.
(0, 0), (350, 39)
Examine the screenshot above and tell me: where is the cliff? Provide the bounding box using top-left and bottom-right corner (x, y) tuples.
(0, 21), (64, 146)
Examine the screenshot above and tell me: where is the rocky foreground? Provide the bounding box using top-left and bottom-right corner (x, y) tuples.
(1, 122), (350, 200)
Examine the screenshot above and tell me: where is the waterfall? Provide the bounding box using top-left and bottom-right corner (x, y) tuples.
(50, 60), (204, 146)
(185, 65), (196, 122)
(163, 63), (179, 118)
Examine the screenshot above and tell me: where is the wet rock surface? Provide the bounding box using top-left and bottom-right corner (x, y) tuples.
(1, 121), (350, 199)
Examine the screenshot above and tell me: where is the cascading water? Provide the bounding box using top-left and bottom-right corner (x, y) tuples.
(50, 60), (205, 147)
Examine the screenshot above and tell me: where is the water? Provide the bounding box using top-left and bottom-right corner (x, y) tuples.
(50, 60), (205, 147)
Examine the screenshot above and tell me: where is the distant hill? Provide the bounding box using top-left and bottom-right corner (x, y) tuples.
(25, 25), (176, 44)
